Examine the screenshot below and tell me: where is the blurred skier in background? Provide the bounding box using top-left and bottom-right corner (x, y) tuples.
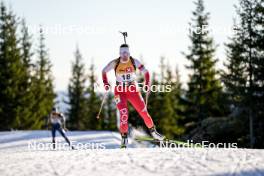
(47, 107), (74, 149)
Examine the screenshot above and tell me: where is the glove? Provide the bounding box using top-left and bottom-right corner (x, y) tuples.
(102, 72), (110, 91)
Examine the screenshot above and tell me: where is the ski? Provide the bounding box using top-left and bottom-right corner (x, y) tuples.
(135, 136), (202, 148)
(120, 144), (127, 149)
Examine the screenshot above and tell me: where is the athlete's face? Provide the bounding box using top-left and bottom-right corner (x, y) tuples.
(120, 47), (130, 62)
(120, 51), (129, 62)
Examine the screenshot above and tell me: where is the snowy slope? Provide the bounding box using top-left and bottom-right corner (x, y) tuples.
(0, 130), (145, 151)
(0, 131), (264, 176)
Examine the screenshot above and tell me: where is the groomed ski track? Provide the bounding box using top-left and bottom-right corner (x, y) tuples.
(0, 131), (264, 176)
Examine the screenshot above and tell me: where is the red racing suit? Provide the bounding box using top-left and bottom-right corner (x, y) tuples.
(102, 57), (154, 134)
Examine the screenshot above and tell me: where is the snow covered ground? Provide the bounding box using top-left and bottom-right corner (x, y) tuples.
(0, 131), (264, 176)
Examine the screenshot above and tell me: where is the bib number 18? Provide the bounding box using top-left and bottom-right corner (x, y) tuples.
(122, 74), (131, 81)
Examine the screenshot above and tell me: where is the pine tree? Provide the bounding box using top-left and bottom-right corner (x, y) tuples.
(184, 0), (224, 126)
(103, 93), (117, 131)
(222, 22), (251, 147)
(16, 19), (37, 129)
(169, 66), (186, 136)
(159, 63), (185, 138)
(0, 3), (24, 130)
(147, 72), (160, 127)
(226, 0), (264, 148)
(158, 93), (175, 139)
(32, 27), (55, 129)
(222, 22), (247, 110)
(237, 0), (257, 147)
(147, 58), (185, 138)
(85, 61), (101, 130)
(252, 0), (264, 148)
(147, 59), (168, 136)
(66, 46), (87, 130)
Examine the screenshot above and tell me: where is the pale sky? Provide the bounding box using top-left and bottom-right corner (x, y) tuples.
(5, 0), (238, 91)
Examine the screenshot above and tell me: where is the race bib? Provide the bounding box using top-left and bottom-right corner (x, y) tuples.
(116, 73), (136, 83)
(121, 73), (132, 81)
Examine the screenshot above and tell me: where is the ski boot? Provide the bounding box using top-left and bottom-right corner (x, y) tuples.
(120, 133), (128, 149)
(149, 126), (165, 141)
(52, 138), (56, 150)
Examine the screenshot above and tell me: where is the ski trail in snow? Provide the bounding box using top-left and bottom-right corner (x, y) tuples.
(0, 131), (264, 176)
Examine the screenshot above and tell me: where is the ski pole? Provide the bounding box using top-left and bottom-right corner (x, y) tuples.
(46, 127), (50, 139)
(96, 92), (108, 119)
(145, 91), (149, 107)
(145, 83), (151, 106)
(46, 116), (51, 138)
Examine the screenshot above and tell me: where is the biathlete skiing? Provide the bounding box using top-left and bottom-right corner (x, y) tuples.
(101, 32), (165, 148)
(47, 107), (74, 149)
